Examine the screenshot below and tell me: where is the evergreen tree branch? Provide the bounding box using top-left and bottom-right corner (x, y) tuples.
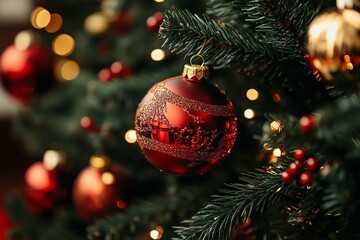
(160, 7), (294, 71)
(173, 164), (292, 240)
(206, 0), (248, 26)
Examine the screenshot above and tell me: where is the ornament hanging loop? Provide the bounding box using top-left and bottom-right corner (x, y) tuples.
(190, 54), (205, 67)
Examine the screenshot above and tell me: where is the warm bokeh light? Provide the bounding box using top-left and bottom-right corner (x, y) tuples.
(101, 172), (115, 185)
(116, 200), (126, 209)
(150, 49), (166, 61)
(45, 13), (63, 33)
(246, 88), (259, 101)
(43, 150), (64, 170)
(31, 7), (51, 29)
(273, 148), (282, 157)
(244, 109), (255, 119)
(84, 12), (110, 35)
(150, 226), (164, 239)
(25, 162), (51, 190)
(52, 34), (75, 56)
(14, 30), (37, 50)
(125, 129), (137, 143)
(55, 59), (80, 81)
(272, 93), (281, 103)
(90, 155), (108, 169)
(154, 0), (165, 2)
(270, 120), (282, 132)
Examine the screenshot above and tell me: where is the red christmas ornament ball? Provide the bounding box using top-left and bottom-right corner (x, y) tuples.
(135, 64), (237, 176)
(110, 61), (131, 79)
(281, 171), (292, 184)
(0, 206), (13, 240)
(306, 157), (319, 171)
(146, 12), (163, 32)
(0, 44), (53, 103)
(72, 162), (132, 221)
(80, 116), (100, 133)
(24, 161), (67, 213)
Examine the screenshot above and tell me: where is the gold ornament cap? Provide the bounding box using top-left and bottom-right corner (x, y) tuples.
(182, 55), (209, 82)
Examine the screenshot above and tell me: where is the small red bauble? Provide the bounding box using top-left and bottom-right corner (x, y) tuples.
(299, 172), (312, 186)
(306, 157), (319, 171)
(111, 61), (131, 79)
(293, 148), (307, 161)
(98, 68), (112, 82)
(0, 44), (54, 103)
(146, 12), (163, 32)
(72, 158), (132, 222)
(24, 161), (67, 213)
(80, 116), (99, 133)
(287, 162), (302, 176)
(299, 115), (315, 132)
(110, 11), (132, 34)
(135, 63), (237, 176)
(281, 171), (292, 184)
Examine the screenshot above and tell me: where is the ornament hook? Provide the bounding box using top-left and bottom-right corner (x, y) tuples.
(190, 54), (205, 67)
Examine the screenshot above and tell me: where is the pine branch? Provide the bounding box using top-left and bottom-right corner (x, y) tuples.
(87, 186), (204, 240)
(206, 0), (248, 26)
(160, 7), (294, 71)
(173, 165), (292, 240)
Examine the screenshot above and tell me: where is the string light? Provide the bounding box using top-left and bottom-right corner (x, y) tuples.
(45, 13), (63, 33)
(150, 226), (164, 239)
(272, 148), (282, 157)
(125, 129), (137, 143)
(55, 59), (80, 81)
(84, 12), (110, 35)
(52, 34), (75, 56)
(154, 0), (165, 2)
(244, 109), (255, 119)
(14, 30), (37, 50)
(150, 49), (166, 61)
(101, 172), (115, 185)
(90, 155), (109, 169)
(270, 120), (282, 132)
(43, 150), (65, 170)
(246, 88), (259, 101)
(31, 7), (51, 29)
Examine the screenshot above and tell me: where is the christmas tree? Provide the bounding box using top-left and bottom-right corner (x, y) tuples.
(2, 0), (360, 239)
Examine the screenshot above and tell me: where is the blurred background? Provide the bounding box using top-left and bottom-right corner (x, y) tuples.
(0, 0), (31, 203)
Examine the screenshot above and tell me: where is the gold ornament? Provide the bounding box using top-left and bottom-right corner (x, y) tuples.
(307, 8), (360, 81)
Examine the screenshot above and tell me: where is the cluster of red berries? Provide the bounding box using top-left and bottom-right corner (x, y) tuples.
(281, 147), (320, 186)
(98, 61), (132, 82)
(146, 12), (164, 32)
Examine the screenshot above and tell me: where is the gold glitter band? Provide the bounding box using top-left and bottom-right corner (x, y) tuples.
(137, 135), (233, 162)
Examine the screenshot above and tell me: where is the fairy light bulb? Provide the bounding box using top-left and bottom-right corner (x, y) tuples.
(101, 172), (115, 185)
(52, 34), (75, 56)
(270, 120), (282, 132)
(55, 59), (80, 81)
(125, 129), (137, 143)
(273, 148), (282, 157)
(45, 13), (63, 33)
(14, 30), (37, 50)
(150, 226), (164, 239)
(31, 7), (51, 29)
(246, 88), (259, 101)
(84, 12), (110, 35)
(150, 49), (166, 61)
(154, 0), (165, 2)
(43, 150), (65, 170)
(90, 155), (109, 169)
(244, 109), (255, 119)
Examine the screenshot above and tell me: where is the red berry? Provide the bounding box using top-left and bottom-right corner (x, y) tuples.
(293, 148), (307, 161)
(111, 61), (131, 79)
(300, 115), (315, 132)
(98, 68), (113, 82)
(299, 172), (312, 186)
(306, 157), (319, 171)
(288, 162), (302, 176)
(146, 12), (163, 32)
(80, 116), (99, 133)
(281, 171), (292, 184)
(294, 160), (303, 169)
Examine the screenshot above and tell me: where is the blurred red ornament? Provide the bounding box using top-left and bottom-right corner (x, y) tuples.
(98, 68), (113, 82)
(110, 61), (131, 79)
(231, 219), (257, 240)
(135, 62), (237, 176)
(299, 115), (315, 132)
(0, 207), (12, 240)
(146, 12), (163, 32)
(0, 44), (54, 103)
(72, 157), (132, 222)
(24, 161), (67, 213)
(110, 11), (132, 33)
(80, 116), (100, 133)
(287, 162), (302, 176)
